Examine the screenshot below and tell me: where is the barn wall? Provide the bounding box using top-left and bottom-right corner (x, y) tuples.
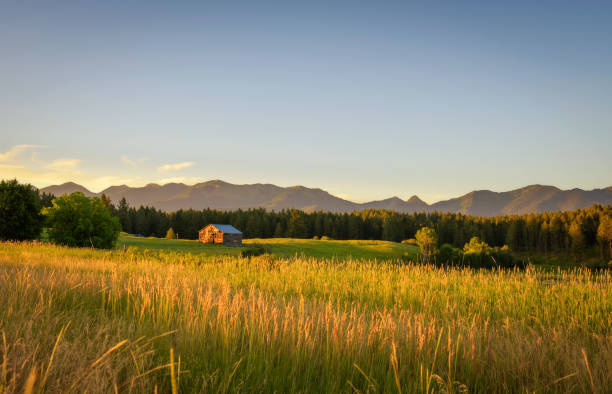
(198, 225), (242, 246)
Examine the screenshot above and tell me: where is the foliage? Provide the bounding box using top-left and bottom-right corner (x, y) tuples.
(436, 237), (521, 269)
(39, 191), (56, 208)
(415, 227), (438, 263)
(240, 245), (271, 258)
(463, 236), (492, 254)
(165, 227), (176, 239)
(107, 199), (611, 264)
(401, 238), (417, 245)
(43, 192), (121, 249)
(118, 234), (419, 261)
(437, 243), (462, 265)
(597, 215), (612, 261)
(0, 179), (43, 241)
(0, 242), (610, 392)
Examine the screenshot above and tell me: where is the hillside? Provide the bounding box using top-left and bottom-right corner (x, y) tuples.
(40, 181), (612, 216)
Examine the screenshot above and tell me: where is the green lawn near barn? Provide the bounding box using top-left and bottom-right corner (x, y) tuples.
(117, 233), (419, 261)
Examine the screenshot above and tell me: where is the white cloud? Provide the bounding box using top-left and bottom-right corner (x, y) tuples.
(121, 155), (148, 168)
(0, 145), (43, 162)
(157, 161), (195, 172)
(45, 158), (81, 171)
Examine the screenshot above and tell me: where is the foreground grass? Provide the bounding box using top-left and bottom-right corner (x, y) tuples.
(0, 242), (610, 393)
(118, 233), (420, 261)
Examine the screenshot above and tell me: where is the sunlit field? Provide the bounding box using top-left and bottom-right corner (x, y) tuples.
(0, 241), (610, 393)
(118, 233), (420, 261)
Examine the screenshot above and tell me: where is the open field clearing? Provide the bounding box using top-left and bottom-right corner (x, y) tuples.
(0, 241), (610, 393)
(118, 233), (420, 261)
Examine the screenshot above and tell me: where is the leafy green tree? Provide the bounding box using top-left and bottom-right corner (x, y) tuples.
(43, 192), (121, 249)
(463, 237), (492, 254)
(0, 179), (44, 241)
(597, 215), (612, 261)
(165, 227), (176, 239)
(438, 243), (462, 266)
(415, 227), (438, 264)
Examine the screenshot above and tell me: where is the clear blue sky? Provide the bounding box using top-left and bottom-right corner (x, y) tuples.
(1, 1), (611, 203)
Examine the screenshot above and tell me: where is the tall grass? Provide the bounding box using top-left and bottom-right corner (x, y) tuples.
(0, 241), (610, 393)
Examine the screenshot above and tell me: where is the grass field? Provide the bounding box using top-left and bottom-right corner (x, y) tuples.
(0, 241), (611, 393)
(118, 233), (420, 261)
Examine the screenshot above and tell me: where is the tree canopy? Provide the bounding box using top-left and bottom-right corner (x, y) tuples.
(43, 192), (121, 249)
(415, 227), (438, 264)
(0, 179), (44, 241)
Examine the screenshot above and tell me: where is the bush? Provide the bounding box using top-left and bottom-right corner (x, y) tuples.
(320, 236), (332, 241)
(312, 235), (320, 240)
(240, 245), (271, 258)
(43, 192), (121, 249)
(437, 243), (462, 266)
(401, 238), (417, 245)
(0, 179), (44, 241)
(165, 227), (177, 239)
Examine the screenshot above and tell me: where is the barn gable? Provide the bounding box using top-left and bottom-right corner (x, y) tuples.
(198, 224), (242, 246)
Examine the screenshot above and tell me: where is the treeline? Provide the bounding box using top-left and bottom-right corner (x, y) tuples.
(110, 197), (612, 258)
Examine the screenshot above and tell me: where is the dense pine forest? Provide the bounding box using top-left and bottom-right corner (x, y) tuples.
(97, 196), (612, 259)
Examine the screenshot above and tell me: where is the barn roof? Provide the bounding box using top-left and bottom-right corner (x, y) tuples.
(209, 224), (242, 234)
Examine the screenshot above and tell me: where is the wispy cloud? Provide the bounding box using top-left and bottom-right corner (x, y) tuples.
(157, 161), (195, 172)
(121, 155), (148, 168)
(45, 158), (81, 171)
(0, 144), (43, 162)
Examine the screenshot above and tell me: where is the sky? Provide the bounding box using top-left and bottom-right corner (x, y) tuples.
(1, 1), (611, 203)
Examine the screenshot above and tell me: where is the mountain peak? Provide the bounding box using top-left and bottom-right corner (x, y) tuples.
(38, 180), (612, 216)
(406, 195), (427, 205)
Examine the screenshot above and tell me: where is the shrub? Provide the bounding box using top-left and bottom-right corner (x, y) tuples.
(401, 238), (417, 245)
(320, 236), (331, 241)
(43, 192), (121, 249)
(166, 227), (177, 239)
(437, 243), (462, 266)
(0, 179), (44, 241)
(240, 245), (271, 258)
(463, 237), (492, 254)
(312, 235), (320, 240)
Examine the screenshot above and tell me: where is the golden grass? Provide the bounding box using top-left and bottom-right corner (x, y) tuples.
(0, 241), (610, 393)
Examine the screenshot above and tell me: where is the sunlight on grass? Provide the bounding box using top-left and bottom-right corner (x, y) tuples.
(0, 241), (610, 393)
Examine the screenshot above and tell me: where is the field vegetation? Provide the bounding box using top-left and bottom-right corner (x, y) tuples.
(118, 233), (420, 261)
(1, 241), (610, 393)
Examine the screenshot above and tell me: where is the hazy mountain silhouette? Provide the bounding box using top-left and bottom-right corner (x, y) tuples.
(40, 181), (612, 216)
(40, 181), (98, 198)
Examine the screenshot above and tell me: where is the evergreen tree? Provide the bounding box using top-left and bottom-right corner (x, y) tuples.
(597, 215), (612, 261)
(568, 220), (585, 263)
(165, 227), (176, 239)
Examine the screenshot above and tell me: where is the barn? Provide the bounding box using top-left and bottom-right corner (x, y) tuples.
(198, 224), (243, 246)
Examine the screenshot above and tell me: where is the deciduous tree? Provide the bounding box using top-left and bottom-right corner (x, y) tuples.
(0, 179), (43, 241)
(415, 227), (438, 264)
(43, 192), (121, 249)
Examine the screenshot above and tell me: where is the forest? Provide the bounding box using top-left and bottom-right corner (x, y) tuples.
(104, 196), (612, 259)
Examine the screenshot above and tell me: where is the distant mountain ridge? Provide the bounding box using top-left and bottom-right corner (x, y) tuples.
(39, 180), (612, 216)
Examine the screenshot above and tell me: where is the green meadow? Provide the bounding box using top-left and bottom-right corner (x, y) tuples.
(118, 233), (420, 261)
(1, 240), (610, 393)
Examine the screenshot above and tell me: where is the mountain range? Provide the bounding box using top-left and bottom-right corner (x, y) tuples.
(40, 180), (612, 217)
